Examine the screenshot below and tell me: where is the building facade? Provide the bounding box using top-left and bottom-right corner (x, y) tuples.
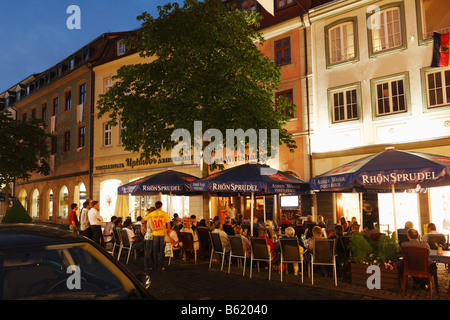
(307, 0), (450, 234)
(92, 50), (203, 221)
(0, 32), (135, 223)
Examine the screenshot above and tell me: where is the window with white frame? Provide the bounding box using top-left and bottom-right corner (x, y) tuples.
(328, 21), (356, 65)
(103, 123), (112, 146)
(119, 122), (126, 145)
(373, 76), (407, 116)
(104, 76), (113, 93)
(330, 85), (359, 123)
(426, 68), (450, 108)
(370, 6), (403, 53)
(117, 40), (126, 56)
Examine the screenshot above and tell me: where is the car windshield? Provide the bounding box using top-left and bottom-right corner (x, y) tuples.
(0, 242), (141, 300)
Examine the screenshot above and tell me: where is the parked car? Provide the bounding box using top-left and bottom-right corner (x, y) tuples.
(0, 224), (154, 300)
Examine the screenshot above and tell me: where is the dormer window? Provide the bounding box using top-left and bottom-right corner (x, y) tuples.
(117, 40), (126, 56)
(69, 57), (75, 70)
(241, 0), (257, 11)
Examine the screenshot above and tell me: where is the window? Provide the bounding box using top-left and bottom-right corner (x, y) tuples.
(63, 130), (71, 152)
(329, 85), (360, 123)
(22, 112), (27, 122)
(241, 0), (257, 11)
(42, 103), (47, 120)
(417, 0), (450, 42)
(78, 126), (86, 148)
(104, 77), (112, 93)
(274, 37), (291, 67)
(275, 90), (295, 118)
(327, 20), (356, 65)
(369, 5), (404, 54)
(31, 108), (36, 119)
(425, 68), (450, 108)
(65, 91), (71, 111)
(69, 58), (75, 70)
(53, 97), (59, 116)
(117, 40), (126, 56)
(103, 123), (112, 146)
(119, 122), (125, 145)
(371, 74), (409, 117)
(79, 83), (86, 104)
(277, 0), (294, 10)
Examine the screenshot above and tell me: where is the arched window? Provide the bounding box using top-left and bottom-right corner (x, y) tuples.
(59, 186), (69, 219)
(31, 189), (39, 219)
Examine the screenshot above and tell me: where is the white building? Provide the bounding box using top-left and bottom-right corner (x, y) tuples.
(307, 0), (450, 235)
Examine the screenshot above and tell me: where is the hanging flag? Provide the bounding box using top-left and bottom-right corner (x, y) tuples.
(431, 32), (450, 67)
(258, 0), (274, 16)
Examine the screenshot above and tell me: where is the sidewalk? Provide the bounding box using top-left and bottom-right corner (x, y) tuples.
(123, 251), (450, 300)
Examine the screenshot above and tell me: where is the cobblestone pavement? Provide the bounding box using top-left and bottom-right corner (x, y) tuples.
(119, 250), (450, 301)
(121, 249), (450, 300)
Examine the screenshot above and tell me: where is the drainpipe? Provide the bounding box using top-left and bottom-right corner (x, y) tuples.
(87, 64), (95, 200)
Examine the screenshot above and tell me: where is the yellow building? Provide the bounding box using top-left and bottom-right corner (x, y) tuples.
(92, 49), (203, 222)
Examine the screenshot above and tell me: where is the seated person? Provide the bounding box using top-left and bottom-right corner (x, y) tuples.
(285, 227), (304, 275)
(317, 215), (326, 228)
(223, 217), (235, 236)
(123, 220), (144, 250)
(401, 228), (437, 288)
(234, 225), (251, 257)
(180, 219), (199, 251)
(422, 223), (447, 249)
(212, 221), (230, 252)
(258, 227), (277, 260)
(363, 220), (380, 239)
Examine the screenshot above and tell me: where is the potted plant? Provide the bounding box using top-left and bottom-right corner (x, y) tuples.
(348, 231), (402, 291)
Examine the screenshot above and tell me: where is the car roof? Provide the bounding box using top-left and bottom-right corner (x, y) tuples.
(0, 224), (89, 249)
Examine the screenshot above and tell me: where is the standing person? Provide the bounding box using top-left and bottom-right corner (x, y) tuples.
(143, 207), (156, 271)
(68, 203), (79, 233)
(79, 200), (92, 239)
(227, 203), (236, 220)
(88, 201), (103, 245)
(147, 201), (170, 271)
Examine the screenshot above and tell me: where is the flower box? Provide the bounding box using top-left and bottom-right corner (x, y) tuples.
(351, 263), (401, 292)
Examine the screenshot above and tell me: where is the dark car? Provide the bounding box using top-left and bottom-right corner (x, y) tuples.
(0, 224), (154, 300)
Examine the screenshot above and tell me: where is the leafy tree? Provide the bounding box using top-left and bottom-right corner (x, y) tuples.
(1, 199), (32, 223)
(97, 0), (296, 172)
(0, 111), (50, 207)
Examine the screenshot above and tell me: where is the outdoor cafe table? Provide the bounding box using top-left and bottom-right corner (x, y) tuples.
(430, 249), (450, 299)
(430, 249), (450, 265)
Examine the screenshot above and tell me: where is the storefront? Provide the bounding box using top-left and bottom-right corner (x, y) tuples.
(92, 152), (203, 222)
(312, 141), (450, 235)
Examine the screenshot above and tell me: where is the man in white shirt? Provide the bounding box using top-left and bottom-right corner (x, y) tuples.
(88, 201), (103, 245)
(123, 219), (144, 250)
(79, 199), (92, 239)
(227, 203), (236, 220)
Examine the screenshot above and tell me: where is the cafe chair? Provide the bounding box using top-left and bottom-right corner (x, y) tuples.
(118, 229), (137, 264)
(111, 227), (122, 257)
(180, 232), (198, 264)
(401, 246), (439, 299)
(209, 232), (228, 271)
(196, 226), (211, 258)
(250, 237), (272, 280)
(311, 238), (337, 286)
(427, 234), (448, 250)
(228, 236), (248, 276)
(279, 237), (304, 283)
(397, 232), (409, 247)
